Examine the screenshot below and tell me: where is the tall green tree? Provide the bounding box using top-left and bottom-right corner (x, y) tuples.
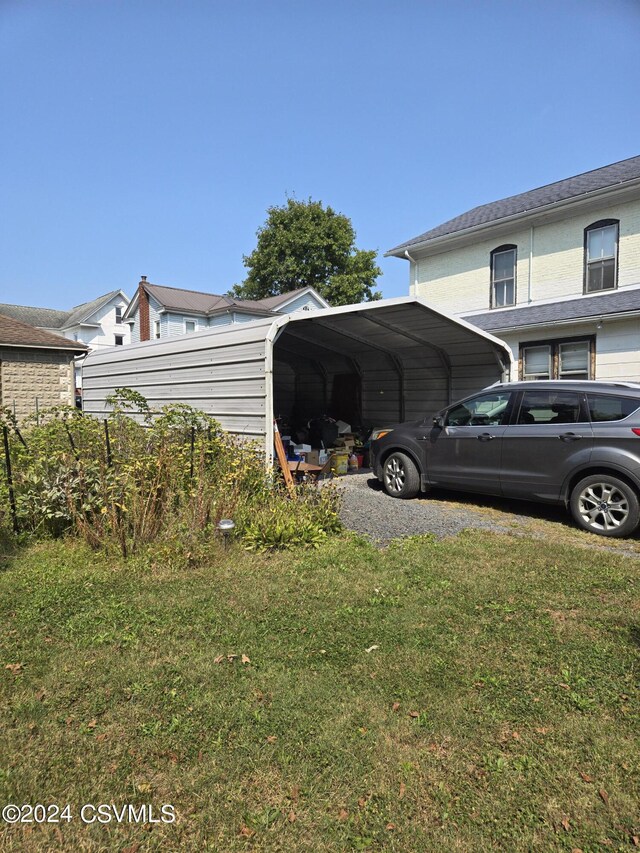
(231, 198), (382, 306)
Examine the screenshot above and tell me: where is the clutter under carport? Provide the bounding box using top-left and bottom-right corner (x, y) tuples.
(278, 414), (369, 481)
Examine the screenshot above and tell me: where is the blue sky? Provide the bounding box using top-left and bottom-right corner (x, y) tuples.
(1, 0), (639, 309)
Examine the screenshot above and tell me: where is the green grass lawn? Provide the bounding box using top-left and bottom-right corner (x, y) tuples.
(1, 531), (638, 851)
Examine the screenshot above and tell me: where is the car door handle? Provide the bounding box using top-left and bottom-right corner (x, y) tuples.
(559, 432), (583, 442)
(477, 433), (495, 441)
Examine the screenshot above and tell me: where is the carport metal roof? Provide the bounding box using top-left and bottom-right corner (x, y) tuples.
(83, 297), (513, 460)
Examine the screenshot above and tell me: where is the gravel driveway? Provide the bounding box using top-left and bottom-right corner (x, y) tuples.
(336, 470), (528, 542)
(332, 470), (640, 556)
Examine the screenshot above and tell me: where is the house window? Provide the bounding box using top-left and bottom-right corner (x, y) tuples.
(185, 320), (196, 333)
(115, 335), (124, 346)
(491, 245), (516, 308)
(154, 320), (161, 339)
(521, 336), (593, 380)
(585, 220), (618, 292)
(115, 306), (123, 324)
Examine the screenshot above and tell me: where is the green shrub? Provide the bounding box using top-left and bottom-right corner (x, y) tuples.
(0, 394), (342, 555)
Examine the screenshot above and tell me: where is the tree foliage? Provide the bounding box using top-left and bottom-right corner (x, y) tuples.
(231, 198), (382, 306)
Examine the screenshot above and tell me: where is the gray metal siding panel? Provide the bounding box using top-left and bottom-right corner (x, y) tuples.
(82, 320), (272, 436)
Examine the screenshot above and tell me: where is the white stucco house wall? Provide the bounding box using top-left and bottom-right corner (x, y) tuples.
(123, 277), (330, 343)
(0, 290), (131, 392)
(386, 155), (640, 383)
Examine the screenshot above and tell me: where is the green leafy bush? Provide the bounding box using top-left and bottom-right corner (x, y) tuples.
(0, 392), (341, 555)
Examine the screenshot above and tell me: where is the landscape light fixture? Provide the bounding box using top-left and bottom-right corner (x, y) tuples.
(217, 518), (235, 547)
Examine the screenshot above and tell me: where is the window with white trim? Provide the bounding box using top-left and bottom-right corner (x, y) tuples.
(154, 320), (161, 339)
(185, 320), (196, 333)
(490, 245), (516, 308)
(521, 337), (593, 381)
(115, 306), (123, 323)
(585, 220), (618, 292)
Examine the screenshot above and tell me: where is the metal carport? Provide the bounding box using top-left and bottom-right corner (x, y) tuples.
(82, 297), (513, 459)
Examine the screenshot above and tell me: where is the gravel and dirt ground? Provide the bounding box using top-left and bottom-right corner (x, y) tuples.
(336, 469), (640, 555)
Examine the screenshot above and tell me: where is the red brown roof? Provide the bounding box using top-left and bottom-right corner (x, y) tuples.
(0, 313), (88, 351)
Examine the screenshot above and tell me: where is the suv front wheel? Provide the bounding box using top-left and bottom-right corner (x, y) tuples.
(382, 452), (420, 499)
(569, 474), (640, 537)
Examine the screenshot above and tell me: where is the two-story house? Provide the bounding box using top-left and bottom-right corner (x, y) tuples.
(123, 278), (330, 342)
(0, 290), (131, 394)
(0, 290), (131, 350)
(386, 155), (640, 383)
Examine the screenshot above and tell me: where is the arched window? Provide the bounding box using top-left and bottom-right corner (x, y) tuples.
(490, 245), (517, 308)
(585, 219), (619, 293)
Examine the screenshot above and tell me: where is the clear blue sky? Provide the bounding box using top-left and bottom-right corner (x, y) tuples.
(1, 0), (639, 309)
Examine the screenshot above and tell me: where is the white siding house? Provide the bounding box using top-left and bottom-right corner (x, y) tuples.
(124, 278), (330, 343)
(386, 155), (640, 383)
(0, 290), (131, 392)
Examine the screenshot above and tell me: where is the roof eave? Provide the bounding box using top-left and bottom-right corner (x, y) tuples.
(0, 342), (88, 353)
(474, 307), (640, 335)
(386, 176), (640, 258)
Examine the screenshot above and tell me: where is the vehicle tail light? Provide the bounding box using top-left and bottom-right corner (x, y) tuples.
(632, 429), (640, 436)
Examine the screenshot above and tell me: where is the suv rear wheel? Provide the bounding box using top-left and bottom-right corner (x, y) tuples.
(382, 452), (420, 499)
(570, 474), (640, 537)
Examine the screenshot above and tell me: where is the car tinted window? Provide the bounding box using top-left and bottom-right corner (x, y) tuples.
(587, 394), (640, 422)
(446, 392), (512, 426)
(517, 390), (582, 425)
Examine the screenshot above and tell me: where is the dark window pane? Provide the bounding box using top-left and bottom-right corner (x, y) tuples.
(520, 390), (581, 424)
(588, 394), (640, 422)
(447, 392), (512, 426)
(601, 257), (615, 289)
(587, 259), (615, 291)
(494, 279), (515, 307)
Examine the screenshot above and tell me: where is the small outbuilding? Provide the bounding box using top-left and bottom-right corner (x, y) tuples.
(82, 297), (513, 458)
(0, 312), (88, 421)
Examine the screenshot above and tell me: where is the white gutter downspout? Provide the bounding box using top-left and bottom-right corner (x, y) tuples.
(404, 250), (419, 296)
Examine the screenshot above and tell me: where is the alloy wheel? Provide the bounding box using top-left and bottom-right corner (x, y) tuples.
(384, 456), (406, 494)
(577, 481), (630, 532)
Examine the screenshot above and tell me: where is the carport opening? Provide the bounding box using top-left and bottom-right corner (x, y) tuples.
(270, 305), (510, 464)
(272, 313), (450, 461)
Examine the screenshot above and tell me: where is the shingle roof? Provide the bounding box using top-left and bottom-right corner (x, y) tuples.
(0, 303), (69, 328)
(65, 290), (124, 327)
(254, 287), (316, 310)
(142, 282), (308, 316)
(388, 155), (640, 255)
(0, 313), (88, 350)
(463, 286), (640, 332)
(0, 291), (125, 330)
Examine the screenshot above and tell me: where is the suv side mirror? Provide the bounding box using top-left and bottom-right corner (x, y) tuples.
(433, 415), (445, 429)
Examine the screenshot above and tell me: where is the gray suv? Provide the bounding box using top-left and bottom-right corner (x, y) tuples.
(371, 380), (640, 538)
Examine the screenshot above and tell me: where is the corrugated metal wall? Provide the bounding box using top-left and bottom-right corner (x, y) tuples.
(82, 318), (273, 436)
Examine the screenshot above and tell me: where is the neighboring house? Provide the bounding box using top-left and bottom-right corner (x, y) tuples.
(123, 277), (330, 342)
(0, 312), (87, 421)
(0, 290), (131, 350)
(386, 155), (640, 383)
(0, 290), (131, 392)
